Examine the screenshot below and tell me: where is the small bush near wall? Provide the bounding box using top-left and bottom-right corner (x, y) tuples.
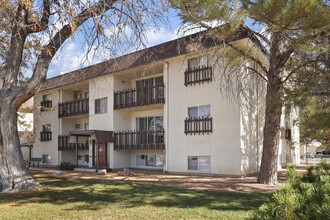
(59, 162), (76, 171)
(249, 161), (329, 220)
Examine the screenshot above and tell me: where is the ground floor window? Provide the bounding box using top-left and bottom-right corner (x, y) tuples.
(136, 154), (164, 168)
(188, 156), (210, 172)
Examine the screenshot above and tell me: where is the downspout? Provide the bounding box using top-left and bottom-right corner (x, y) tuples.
(164, 61), (170, 172)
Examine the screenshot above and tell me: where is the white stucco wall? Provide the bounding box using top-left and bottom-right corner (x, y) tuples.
(33, 90), (60, 165)
(166, 55), (242, 175)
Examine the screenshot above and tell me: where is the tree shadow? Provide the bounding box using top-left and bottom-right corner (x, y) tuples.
(0, 176), (270, 213)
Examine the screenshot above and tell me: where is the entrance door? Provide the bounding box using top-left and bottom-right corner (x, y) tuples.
(98, 143), (106, 168)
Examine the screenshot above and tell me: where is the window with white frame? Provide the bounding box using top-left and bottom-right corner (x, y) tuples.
(188, 105), (210, 118)
(188, 57), (200, 70)
(188, 156), (210, 171)
(95, 97), (107, 114)
(42, 94), (51, 101)
(136, 154), (164, 168)
(42, 124), (51, 132)
(84, 123), (89, 130)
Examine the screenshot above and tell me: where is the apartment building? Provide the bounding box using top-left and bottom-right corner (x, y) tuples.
(32, 28), (300, 176)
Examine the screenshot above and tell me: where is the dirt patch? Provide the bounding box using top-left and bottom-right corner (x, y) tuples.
(30, 169), (289, 193)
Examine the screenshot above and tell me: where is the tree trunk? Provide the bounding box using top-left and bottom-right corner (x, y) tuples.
(0, 101), (40, 192)
(257, 81), (282, 185)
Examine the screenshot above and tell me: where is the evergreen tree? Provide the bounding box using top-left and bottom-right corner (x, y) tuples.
(170, 0), (330, 184)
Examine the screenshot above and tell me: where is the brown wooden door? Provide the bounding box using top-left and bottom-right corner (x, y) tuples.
(98, 143), (106, 168)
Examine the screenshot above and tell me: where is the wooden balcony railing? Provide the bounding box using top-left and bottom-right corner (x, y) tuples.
(41, 100), (52, 111)
(184, 117), (212, 135)
(58, 135), (89, 151)
(58, 98), (89, 118)
(184, 65), (212, 86)
(114, 84), (165, 110)
(40, 131), (52, 141)
(114, 130), (165, 150)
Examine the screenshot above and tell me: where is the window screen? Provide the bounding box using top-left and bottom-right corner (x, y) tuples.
(199, 156), (211, 171)
(188, 105), (210, 118)
(188, 107), (198, 118)
(188, 58), (199, 70)
(188, 156), (210, 171)
(188, 156), (198, 170)
(199, 105), (210, 117)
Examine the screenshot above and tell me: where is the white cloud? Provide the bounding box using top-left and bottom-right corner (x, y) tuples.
(171, 20), (225, 39)
(145, 27), (173, 46)
(47, 40), (103, 78)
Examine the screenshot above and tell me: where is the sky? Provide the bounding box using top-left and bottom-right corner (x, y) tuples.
(44, 4), (261, 80)
(46, 8), (183, 79)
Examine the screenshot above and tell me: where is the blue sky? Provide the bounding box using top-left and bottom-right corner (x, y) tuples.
(45, 5), (261, 80)
(46, 8), (183, 79)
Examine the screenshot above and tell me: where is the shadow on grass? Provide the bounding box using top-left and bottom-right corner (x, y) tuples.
(0, 177), (270, 212)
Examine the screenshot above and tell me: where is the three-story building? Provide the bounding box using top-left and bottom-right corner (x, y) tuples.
(32, 28), (300, 176)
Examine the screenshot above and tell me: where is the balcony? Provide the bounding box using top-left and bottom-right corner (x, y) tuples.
(40, 100), (52, 111)
(184, 65), (212, 86)
(58, 98), (89, 118)
(114, 130), (165, 150)
(114, 84), (165, 110)
(184, 117), (212, 135)
(58, 135), (89, 151)
(40, 131), (52, 141)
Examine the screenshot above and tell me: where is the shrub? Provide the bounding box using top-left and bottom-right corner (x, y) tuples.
(249, 161), (329, 220)
(59, 162), (76, 171)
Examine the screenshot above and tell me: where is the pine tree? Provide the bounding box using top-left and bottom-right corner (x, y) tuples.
(170, 0), (330, 184)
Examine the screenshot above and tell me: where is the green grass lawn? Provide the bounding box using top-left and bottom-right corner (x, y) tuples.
(0, 176), (270, 219)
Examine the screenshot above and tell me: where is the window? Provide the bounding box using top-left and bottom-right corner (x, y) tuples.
(136, 116), (163, 131)
(84, 92), (89, 99)
(136, 154), (164, 168)
(41, 94), (52, 110)
(185, 106), (212, 134)
(41, 124), (52, 141)
(188, 105), (210, 118)
(84, 123), (89, 130)
(188, 57), (200, 70)
(188, 156), (210, 171)
(136, 76), (164, 102)
(95, 97), (107, 114)
(136, 76), (163, 88)
(42, 124), (51, 132)
(75, 124), (81, 129)
(43, 94), (51, 101)
(185, 57), (212, 86)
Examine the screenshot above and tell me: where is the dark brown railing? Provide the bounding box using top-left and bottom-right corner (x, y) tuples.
(41, 100), (52, 111)
(58, 135), (89, 151)
(184, 66), (212, 86)
(114, 84), (165, 110)
(184, 117), (212, 135)
(40, 131), (52, 141)
(114, 130), (165, 150)
(58, 98), (89, 118)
